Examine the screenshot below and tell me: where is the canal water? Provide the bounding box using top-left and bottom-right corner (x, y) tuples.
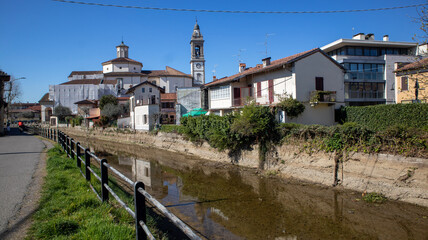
(70, 135), (428, 240)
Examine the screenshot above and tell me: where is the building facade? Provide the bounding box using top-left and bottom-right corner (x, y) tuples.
(204, 48), (345, 126)
(395, 58), (428, 103)
(321, 33), (419, 106)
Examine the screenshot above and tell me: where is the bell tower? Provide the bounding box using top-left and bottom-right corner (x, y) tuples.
(190, 20), (205, 85)
(116, 41), (129, 58)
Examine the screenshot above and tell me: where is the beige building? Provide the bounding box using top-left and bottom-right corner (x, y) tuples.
(395, 58), (428, 103)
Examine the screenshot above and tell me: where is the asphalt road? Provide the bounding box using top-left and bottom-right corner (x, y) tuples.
(0, 128), (45, 235)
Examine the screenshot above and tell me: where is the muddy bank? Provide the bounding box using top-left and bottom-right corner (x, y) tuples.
(60, 127), (428, 207)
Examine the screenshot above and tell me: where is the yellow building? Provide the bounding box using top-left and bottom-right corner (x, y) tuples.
(395, 58), (428, 103)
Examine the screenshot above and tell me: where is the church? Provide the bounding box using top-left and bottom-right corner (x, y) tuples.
(40, 22), (206, 124)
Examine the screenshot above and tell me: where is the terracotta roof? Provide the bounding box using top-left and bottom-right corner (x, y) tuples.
(74, 99), (97, 105)
(141, 66), (192, 78)
(103, 72), (142, 76)
(205, 48), (343, 87)
(396, 57), (428, 72)
(161, 93), (177, 101)
(102, 57), (142, 66)
(29, 105), (41, 111)
(68, 71), (103, 77)
(39, 93), (52, 103)
(103, 79), (118, 85)
(125, 81), (165, 94)
(10, 108), (38, 113)
(61, 79), (102, 85)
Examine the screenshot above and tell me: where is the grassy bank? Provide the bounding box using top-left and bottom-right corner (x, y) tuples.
(26, 145), (168, 240)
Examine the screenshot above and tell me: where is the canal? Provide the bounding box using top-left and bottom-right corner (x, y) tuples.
(70, 134), (428, 240)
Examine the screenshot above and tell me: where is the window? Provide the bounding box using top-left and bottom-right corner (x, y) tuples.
(257, 82), (262, 97)
(151, 81), (156, 85)
(401, 77), (409, 91)
(211, 85), (230, 100)
(195, 45), (200, 57)
(119, 67), (122, 69)
(315, 77), (324, 91)
(149, 88), (152, 93)
(142, 88), (145, 93)
(143, 115), (147, 124)
(355, 47), (363, 56)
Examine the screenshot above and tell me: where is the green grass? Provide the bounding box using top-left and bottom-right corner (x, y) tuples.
(26, 145), (167, 240)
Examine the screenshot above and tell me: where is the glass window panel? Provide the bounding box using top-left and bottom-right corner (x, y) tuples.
(387, 48), (393, 54)
(378, 64), (384, 72)
(364, 48), (370, 56)
(393, 48), (399, 55)
(364, 64), (371, 71)
(348, 47), (355, 55)
(381, 48), (386, 55)
(350, 63), (358, 71)
(370, 48), (378, 56)
(355, 47), (363, 56)
(358, 64), (364, 72)
(339, 48), (346, 55)
(372, 64), (377, 72)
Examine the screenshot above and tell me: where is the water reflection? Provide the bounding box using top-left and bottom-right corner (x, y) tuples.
(72, 135), (428, 240)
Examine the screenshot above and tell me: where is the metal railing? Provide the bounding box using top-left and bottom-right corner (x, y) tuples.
(37, 127), (201, 240)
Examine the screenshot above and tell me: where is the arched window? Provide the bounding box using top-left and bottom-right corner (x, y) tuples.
(195, 45), (200, 57)
(197, 73), (202, 81)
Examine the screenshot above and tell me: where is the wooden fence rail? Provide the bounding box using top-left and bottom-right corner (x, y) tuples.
(36, 127), (201, 240)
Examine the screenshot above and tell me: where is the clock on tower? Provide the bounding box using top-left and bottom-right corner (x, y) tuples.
(190, 20), (205, 86)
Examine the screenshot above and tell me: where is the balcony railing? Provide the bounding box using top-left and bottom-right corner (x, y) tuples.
(310, 91), (336, 104)
(345, 72), (384, 81)
(135, 99), (156, 106)
(345, 90), (385, 99)
(233, 96), (255, 107)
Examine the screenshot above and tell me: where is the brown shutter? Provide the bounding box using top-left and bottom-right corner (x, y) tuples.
(257, 82), (261, 97)
(315, 77), (324, 91)
(401, 77), (408, 91)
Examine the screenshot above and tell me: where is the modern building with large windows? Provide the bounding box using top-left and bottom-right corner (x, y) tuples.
(321, 33), (419, 106)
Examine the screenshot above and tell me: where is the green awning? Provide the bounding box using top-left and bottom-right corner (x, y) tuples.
(182, 108), (207, 117)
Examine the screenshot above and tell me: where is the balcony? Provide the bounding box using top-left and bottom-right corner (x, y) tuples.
(136, 98), (157, 106)
(345, 90), (385, 99)
(232, 96), (255, 107)
(310, 91), (336, 106)
(345, 72), (384, 82)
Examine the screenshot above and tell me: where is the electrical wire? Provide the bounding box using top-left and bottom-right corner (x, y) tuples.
(52, 0), (428, 14)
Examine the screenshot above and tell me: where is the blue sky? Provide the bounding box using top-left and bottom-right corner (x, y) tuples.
(0, 0), (425, 103)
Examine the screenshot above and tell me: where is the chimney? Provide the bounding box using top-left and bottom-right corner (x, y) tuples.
(365, 33), (374, 40)
(383, 35), (389, 41)
(213, 76), (217, 81)
(262, 57), (271, 67)
(239, 63), (246, 73)
(352, 33), (365, 40)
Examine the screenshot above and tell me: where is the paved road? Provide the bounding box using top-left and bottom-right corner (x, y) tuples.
(0, 128), (45, 235)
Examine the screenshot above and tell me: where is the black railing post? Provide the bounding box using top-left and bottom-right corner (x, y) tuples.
(76, 142), (81, 168)
(70, 138), (75, 159)
(66, 135), (69, 157)
(84, 148), (91, 181)
(134, 181), (147, 240)
(100, 159), (109, 202)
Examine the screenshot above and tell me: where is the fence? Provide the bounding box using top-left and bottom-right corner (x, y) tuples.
(37, 127), (201, 240)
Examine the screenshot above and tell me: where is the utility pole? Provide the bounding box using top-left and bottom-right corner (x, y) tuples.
(0, 71), (11, 136)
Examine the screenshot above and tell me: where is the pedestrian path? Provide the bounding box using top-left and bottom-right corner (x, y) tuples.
(0, 128), (45, 236)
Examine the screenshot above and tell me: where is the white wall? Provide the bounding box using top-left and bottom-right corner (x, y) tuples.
(279, 103), (336, 126)
(209, 85), (232, 109)
(159, 76), (193, 93)
(294, 52), (345, 105)
(251, 68), (294, 104)
(131, 84), (161, 104)
(134, 105), (159, 131)
(51, 84), (116, 114)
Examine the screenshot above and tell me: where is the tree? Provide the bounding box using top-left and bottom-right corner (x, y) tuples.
(99, 95), (118, 110)
(54, 105), (72, 121)
(20, 111), (35, 119)
(101, 103), (123, 120)
(4, 77), (22, 120)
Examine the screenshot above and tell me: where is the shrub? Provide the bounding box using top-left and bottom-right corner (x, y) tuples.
(344, 103), (428, 131)
(276, 94), (305, 119)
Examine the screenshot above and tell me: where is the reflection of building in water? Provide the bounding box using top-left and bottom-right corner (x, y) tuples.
(132, 158), (166, 199)
(118, 155), (133, 166)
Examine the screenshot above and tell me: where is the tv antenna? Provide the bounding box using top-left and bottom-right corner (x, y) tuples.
(212, 64), (218, 76)
(232, 49), (246, 63)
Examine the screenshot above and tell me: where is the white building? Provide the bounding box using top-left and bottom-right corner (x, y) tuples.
(321, 33), (419, 106)
(204, 48), (345, 126)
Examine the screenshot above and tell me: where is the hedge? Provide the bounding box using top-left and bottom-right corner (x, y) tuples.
(343, 103), (428, 131)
